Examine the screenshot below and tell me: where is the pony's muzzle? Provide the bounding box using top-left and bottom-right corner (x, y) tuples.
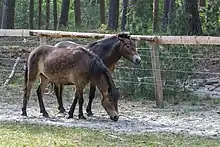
(132, 55), (141, 65)
(110, 115), (119, 122)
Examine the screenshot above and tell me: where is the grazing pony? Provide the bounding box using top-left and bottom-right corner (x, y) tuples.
(53, 33), (141, 116)
(21, 45), (120, 121)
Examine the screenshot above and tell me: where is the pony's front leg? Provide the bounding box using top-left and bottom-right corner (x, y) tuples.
(54, 83), (65, 113)
(78, 89), (86, 119)
(36, 75), (50, 117)
(68, 86), (79, 119)
(68, 86), (86, 119)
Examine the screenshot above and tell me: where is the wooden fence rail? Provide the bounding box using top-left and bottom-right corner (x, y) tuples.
(2, 29), (220, 108)
(2, 29), (220, 44)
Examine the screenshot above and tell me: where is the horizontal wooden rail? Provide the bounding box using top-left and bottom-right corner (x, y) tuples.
(29, 30), (158, 41)
(157, 36), (220, 45)
(1, 29), (220, 45)
(0, 29), (30, 37)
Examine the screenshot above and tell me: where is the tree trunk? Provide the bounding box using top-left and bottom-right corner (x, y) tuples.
(74, 0), (81, 27)
(45, 0), (50, 29)
(167, 0), (176, 33)
(153, 0), (159, 33)
(121, 0), (128, 31)
(58, 0), (70, 28)
(99, 0), (105, 24)
(11, 0), (15, 28)
(162, 0), (170, 32)
(184, 0), (202, 35)
(53, 0), (58, 30)
(107, 0), (119, 30)
(1, 0), (16, 29)
(0, 0), (2, 24)
(38, 0), (42, 29)
(29, 0), (34, 29)
(168, 0), (175, 26)
(199, 0), (206, 7)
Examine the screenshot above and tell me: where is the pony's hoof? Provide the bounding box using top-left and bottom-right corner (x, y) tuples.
(68, 111), (73, 119)
(43, 113), (49, 118)
(87, 112), (93, 117)
(59, 108), (66, 113)
(78, 114), (86, 120)
(67, 115), (73, 119)
(21, 112), (27, 116)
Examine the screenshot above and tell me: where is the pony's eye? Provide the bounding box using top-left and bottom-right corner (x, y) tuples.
(109, 99), (112, 102)
(126, 45), (130, 48)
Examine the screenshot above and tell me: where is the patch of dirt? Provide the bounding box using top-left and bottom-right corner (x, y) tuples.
(0, 85), (220, 138)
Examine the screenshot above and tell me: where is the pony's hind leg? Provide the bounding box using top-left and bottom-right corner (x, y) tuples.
(22, 80), (35, 116)
(36, 74), (50, 117)
(54, 84), (65, 113)
(86, 82), (96, 116)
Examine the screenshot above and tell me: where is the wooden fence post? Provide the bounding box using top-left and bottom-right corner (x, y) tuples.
(40, 37), (47, 45)
(150, 41), (164, 108)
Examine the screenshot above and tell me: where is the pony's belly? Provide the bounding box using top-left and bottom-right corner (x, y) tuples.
(44, 73), (77, 85)
(50, 78), (75, 85)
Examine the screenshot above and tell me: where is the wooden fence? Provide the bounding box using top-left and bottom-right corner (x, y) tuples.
(1, 29), (220, 108)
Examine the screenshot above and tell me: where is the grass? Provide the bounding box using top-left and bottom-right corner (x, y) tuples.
(0, 122), (220, 147)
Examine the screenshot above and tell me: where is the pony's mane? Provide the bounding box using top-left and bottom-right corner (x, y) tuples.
(87, 36), (117, 48)
(87, 32), (130, 48)
(86, 36), (120, 59)
(86, 33), (131, 59)
(79, 45), (117, 98)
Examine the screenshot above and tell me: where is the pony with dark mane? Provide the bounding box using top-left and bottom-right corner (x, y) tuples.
(21, 45), (120, 121)
(53, 33), (141, 116)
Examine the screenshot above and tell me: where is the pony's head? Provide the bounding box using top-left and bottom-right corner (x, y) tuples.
(117, 33), (141, 65)
(90, 56), (120, 121)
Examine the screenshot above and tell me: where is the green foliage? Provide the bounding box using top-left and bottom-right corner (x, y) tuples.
(127, 0), (153, 35)
(168, 5), (189, 35)
(205, 1), (220, 35)
(15, 0), (63, 29)
(12, 0), (220, 34)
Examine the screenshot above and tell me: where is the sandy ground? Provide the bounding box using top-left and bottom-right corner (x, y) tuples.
(0, 85), (220, 138)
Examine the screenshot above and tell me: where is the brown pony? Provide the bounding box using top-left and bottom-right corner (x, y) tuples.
(52, 33), (141, 116)
(21, 45), (120, 121)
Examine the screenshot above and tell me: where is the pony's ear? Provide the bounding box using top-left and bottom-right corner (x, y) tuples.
(117, 32), (130, 43)
(117, 32), (130, 38)
(117, 36), (124, 42)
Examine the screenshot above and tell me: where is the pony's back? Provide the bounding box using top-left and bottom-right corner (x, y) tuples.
(54, 41), (84, 49)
